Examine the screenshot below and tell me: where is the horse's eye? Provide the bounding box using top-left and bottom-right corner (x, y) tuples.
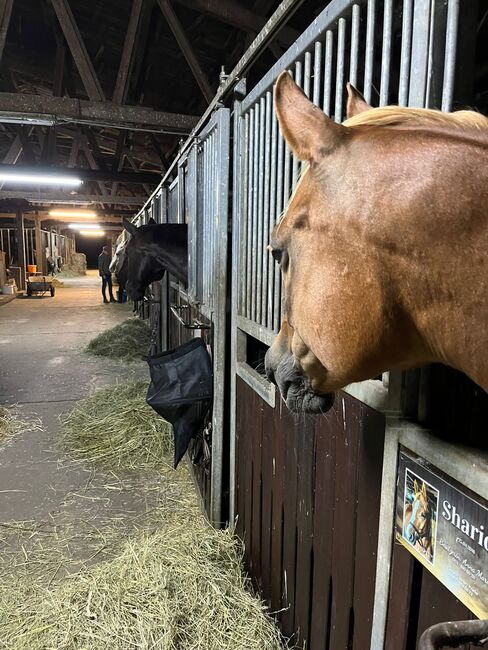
(271, 248), (283, 264)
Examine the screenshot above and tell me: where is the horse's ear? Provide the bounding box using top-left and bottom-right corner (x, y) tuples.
(346, 82), (371, 119)
(422, 482), (427, 497)
(413, 479), (419, 493)
(148, 217), (156, 225)
(274, 70), (345, 162)
(123, 219), (138, 236)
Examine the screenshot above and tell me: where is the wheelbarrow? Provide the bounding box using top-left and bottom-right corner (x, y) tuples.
(26, 273), (55, 297)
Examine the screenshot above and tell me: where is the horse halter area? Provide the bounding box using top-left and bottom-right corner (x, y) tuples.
(132, 1), (487, 649)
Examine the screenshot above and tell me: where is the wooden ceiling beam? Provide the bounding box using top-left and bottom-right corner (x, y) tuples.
(50, 0), (105, 102)
(156, 0), (213, 104)
(0, 189), (144, 206)
(0, 92), (199, 133)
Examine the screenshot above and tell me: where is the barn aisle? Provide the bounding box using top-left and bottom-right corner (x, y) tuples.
(0, 276), (143, 524)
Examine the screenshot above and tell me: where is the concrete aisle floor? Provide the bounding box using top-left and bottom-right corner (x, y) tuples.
(0, 270), (148, 527)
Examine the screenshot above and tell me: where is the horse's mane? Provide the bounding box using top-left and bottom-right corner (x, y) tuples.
(344, 105), (488, 131)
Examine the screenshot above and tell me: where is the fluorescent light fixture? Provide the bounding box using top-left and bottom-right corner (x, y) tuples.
(49, 209), (97, 218)
(79, 230), (105, 237)
(0, 172), (82, 186)
(68, 223), (100, 230)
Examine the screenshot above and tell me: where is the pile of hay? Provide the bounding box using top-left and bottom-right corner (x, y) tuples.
(0, 508), (284, 649)
(61, 380), (172, 470)
(0, 381), (284, 649)
(85, 317), (151, 362)
(0, 405), (42, 443)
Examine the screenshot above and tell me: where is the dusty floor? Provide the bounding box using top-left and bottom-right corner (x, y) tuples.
(0, 271), (153, 550)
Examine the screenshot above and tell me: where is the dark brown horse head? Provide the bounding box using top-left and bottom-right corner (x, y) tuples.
(265, 71), (488, 414)
(122, 218), (188, 301)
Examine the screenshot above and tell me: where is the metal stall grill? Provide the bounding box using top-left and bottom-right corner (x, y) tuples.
(230, 1), (461, 648)
(133, 108), (230, 525)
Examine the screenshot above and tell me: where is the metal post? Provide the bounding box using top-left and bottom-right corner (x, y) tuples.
(34, 213), (44, 274)
(15, 206), (25, 290)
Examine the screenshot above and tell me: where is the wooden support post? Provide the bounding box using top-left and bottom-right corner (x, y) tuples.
(156, 0), (214, 103)
(34, 212), (45, 274)
(15, 206), (26, 290)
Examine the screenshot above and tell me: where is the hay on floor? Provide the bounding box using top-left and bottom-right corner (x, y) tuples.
(0, 405), (42, 443)
(0, 381), (285, 650)
(0, 508), (284, 649)
(85, 318), (151, 362)
(61, 380), (172, 470)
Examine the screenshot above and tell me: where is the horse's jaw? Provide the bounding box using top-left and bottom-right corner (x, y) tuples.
(265, 351), (335, 414)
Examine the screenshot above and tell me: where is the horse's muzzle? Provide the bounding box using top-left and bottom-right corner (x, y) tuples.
(265, 350), (335, 414)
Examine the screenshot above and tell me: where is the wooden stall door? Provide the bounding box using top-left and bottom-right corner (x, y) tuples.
(235, 377), (385, 649)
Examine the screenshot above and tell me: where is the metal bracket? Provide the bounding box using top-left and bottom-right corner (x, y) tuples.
(419, 620), (488, 649)
(170, 303), (210, 330)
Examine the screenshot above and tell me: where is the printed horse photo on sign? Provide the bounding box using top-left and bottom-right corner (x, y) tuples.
(265, 71), (488, 414)
(122, 218), (188, 301)
(402, 472), (438, 564)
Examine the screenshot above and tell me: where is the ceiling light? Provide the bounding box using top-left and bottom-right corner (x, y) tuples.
(0, 172), (82, 186)
(49, 209), (97, 218)
(79, 230), (105, 237)
(68, 223), (100, 230)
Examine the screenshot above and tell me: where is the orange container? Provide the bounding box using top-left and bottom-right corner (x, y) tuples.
(27, 265), (37, 274)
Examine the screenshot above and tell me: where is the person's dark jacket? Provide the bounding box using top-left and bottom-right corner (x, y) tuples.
(98, 252), (111, 277)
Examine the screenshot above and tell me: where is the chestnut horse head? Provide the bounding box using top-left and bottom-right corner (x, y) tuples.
(265, 71), (488, 414)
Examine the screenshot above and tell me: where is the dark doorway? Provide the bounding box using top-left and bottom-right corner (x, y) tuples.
(75, 234), (108, 269)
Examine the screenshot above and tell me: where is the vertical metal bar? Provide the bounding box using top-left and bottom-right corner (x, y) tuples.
(203, 138), (209, 305)
(230, 82), (245, 523)
(256, 96), (266, 325)
(312, 40), (322, 106)
(323, 29), (334, 115)
(209, 107), (230, 526)
(275, 128), (285, 333)
(349, 4), (360, 88)
(246, 109), (254, 320)
(399, 0), (414, 106)
(441, 0), (460, 111)
(380, 0), (394, 106)
(187, 146), (198, 301)
(364, 0), (376, 104)
(251, 102), (260, 323)
(303, 51), (312, 97)
(240, 112), (249, 316)
(334, 17), (346, 123)
(292, 62), (302, 188)
(261, 91), (272, 328)
(409, 0), (431, 107)
(268, 106), (278, 329)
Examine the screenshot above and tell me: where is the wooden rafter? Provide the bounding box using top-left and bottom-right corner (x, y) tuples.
(50, 0), (105, 102)
(113, 0), (144, 105)
(0, 0), (13, 65)
(156, 0), (213, 104)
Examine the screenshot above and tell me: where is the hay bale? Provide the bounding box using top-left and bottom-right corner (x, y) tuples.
(62, 252), (87, 276)
(61, 380), (172, 470)
(85, 318), (151, 362)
